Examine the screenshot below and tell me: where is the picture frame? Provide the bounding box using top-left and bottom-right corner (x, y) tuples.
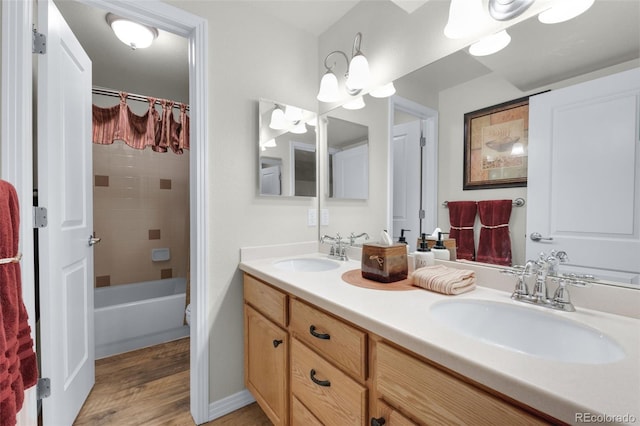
(463, 96), (529, 190)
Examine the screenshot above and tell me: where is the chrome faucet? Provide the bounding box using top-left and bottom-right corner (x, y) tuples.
(321, 233), (348, 261)
(505, 250), (590, 312)
(349, 232), (369, 246)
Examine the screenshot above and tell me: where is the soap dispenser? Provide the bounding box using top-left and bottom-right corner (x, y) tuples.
(413, 233), (435, 269)
(432, 232), (451, 261)
(398, 229), (410, 254)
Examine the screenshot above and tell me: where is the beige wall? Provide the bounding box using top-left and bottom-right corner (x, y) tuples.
(165, 0), (319, 403)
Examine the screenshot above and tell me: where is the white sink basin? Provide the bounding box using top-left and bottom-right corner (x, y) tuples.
(429, 299), (625, 364)
(273, 257), (340, 272)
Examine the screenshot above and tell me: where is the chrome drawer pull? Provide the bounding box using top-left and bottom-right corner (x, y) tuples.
(309, 325), (330, 340)
(310, 369), (331, 387)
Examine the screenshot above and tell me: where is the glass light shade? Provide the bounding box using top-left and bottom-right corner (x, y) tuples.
(306, 117), (318, 127)
(269, 108), (287, 130)
(290, 122), (307, 134)
(284, 106), (303, 122)
(538, 0), (595, 24)
(263, 138), (277, 148)
(444, 0), (486, 39)
(511, 142), (525, 156)
(346, 54), (370, 90)
(343, 97), (365, 110)
(317, 71), (340, 102)
(369, 82), (396, 98)
(110, 19), (157, 49)
(469, 30), (511, 56)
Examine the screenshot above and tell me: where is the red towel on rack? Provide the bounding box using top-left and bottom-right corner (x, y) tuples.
(476, 200), (513, 266)
(447, 201), (477, 261)
(0, 180), (38, 426)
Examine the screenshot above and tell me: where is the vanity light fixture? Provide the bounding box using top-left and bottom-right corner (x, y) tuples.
(488, 0), (535, 21)
(369, 82), (397, 98)
(269, 105), (307, 134)
(269, 106), (288, 130)
(106, 13), (158, 50)
(317, 33), (370, 103)
(443, 0), (487, 39)
(510, 142), (525, 156)
(538, 0), (595, 24)
(469, 30), (511, 56)
(342, 96), (366, 110)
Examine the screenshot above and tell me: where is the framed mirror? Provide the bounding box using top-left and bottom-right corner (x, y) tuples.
(258, 99), (318, 197)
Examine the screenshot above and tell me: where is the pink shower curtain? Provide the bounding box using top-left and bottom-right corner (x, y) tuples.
(476, 200), (513, 266)
(92, 92), (189, 154)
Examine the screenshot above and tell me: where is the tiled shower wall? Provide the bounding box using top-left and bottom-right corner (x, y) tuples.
(93, 141), (189, 287)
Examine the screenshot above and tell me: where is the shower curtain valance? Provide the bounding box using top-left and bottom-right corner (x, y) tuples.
(92, 91), (190, 154)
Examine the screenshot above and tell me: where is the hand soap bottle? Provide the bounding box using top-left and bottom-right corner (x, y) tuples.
(398, 229), (410, 254)
(413, 233), (435, 269)
(431, 232), (451, 261)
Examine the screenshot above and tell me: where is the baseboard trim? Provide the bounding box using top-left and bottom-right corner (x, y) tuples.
(208, 389), (256, 421)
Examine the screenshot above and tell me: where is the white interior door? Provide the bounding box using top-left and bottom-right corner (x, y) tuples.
(392, 121), (421, 251)
(261, 165), (282, 195)
(37, 0), (95, 424)
(527, 67), (640, 285)
(332, 143), (368, 199)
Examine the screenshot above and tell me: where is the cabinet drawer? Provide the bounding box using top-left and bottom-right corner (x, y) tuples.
(291, 338), (367, 426)
(375, 342), (547, 425)
(372, 399), (418, 426)
(290, 298), (366, 381)
(291, 396), (323, 426)
(244, 274), (287, 327)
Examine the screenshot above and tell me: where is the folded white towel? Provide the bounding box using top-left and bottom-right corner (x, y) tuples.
(411, 265), (476, 295)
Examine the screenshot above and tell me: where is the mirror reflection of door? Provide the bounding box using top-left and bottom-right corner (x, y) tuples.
(260, 157), (282, 195)
(292, 143), (317, 197)
(326, 116), (369, 200)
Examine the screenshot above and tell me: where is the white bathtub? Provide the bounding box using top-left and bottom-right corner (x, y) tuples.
(94, 277), (189, 359)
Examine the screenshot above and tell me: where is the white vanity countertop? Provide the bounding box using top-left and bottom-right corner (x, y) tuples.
(239, 249), (640, 425)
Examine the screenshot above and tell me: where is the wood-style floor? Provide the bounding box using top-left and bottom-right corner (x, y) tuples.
(73, 338), (272, 425)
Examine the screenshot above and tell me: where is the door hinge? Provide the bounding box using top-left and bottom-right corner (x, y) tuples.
(420, 135), (426, 147)
(33, 206), (48, 228)
(37, 378), (51, 400)
(419, 209), (425, 219)
(32, 28), (46, 54)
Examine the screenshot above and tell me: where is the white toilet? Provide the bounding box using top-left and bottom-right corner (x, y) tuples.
(185, 304), (191, 326)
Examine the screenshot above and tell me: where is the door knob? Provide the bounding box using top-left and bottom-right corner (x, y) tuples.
(530, 232), (553, 242)
(88, 234), (102, 246)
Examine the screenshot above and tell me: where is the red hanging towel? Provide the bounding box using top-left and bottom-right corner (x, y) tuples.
(476, 200), (513, 266)
(447, 201), (477, 261)
(0, 180), (38, 426)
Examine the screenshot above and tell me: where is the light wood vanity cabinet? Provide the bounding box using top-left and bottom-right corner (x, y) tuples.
(243, 276), (289, 425)
(372, 340), (549, 425)
(243, 273), (553, 426)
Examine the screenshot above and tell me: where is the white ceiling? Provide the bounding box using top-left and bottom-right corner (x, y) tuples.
(55, 0), (639, 101)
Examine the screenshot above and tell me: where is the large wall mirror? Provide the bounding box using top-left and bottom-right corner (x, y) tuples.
(258, 99), (318, 197)
(317, 1), (639, 288)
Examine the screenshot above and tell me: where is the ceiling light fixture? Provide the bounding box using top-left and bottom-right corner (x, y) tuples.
(343, 97), (366, 110)
(317, 33), (370, 103)
(469, 30), (512, 56)
(106, 13), (158, 50)
(538, 0), (595, 24)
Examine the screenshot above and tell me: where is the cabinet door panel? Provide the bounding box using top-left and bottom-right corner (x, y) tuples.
(245, 305), (288, 425)
(375, 342), (546, 425)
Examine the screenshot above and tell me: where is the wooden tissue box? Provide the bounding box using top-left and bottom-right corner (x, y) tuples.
(361, 243), (408, 283)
